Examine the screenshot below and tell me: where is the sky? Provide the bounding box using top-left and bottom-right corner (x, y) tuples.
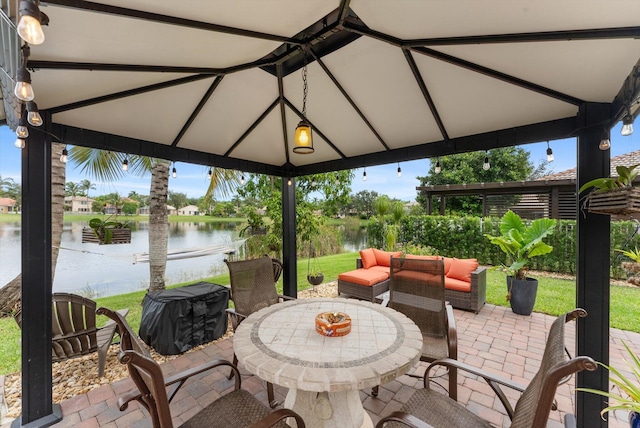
(1, 122), (639, 202)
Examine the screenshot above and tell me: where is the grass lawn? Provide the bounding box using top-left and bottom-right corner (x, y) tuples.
(0, 253), (637, 375)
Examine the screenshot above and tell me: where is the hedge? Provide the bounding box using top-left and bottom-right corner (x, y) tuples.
(367, 215), (640, 279)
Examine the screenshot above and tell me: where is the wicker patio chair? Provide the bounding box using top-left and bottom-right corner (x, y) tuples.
(97, 308), (305, 428)
(14, 292), (128, 377)
(225, 256), (293, 407)
(376, 308), (597, 428)
(375, 257), (457, 399)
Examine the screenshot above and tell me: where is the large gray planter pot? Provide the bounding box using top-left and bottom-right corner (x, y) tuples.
(506, 276), (538, 316)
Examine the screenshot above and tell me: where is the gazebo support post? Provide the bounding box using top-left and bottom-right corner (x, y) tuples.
(14, 125), (61, 427)
(282, 176), (297, 298)
(575, 102), (611, 428)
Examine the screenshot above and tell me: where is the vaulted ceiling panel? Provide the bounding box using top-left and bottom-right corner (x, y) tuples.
(320, 37), (443, 149)
(284, 59), (382, 157)
(34, 5), (280, 67)
(433, 40), (640, 103)
(30, 70), (188, 110)
(351, 0), (640, 39)
(53, 78), (216, 145)
(227, 109), (286, 166)
(413, 53), (577, 139)
(181, 68), (279, 155)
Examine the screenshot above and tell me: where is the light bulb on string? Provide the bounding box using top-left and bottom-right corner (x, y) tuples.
(17, 0), (48, 45)
(16, 117), (28, 139)
(207, 168), (212, 180)
(240, 174), (245, 185)
(26, 101), (42, 126)
(434, 159), (441, 174)
(14, 138), (25, 149)
(363, 168), (367, 182)
(546, 141), (554, 162)
(172, 164), (177, 178)
(122, 157), (128, 171)
(60, 147), (68, 163)
(397, 163), (402, 177)
(287, 178), (292, 186)
(621, 114), (634, 136)
(483, 151), (490, 171)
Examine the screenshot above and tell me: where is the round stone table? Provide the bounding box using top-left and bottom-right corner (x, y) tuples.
(233, 297), (422, 428)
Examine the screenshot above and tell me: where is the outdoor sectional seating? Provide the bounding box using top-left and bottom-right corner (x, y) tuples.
(338, 248), (487, 313)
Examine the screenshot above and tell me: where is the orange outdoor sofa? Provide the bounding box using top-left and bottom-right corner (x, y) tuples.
(337, 248), (486, 313)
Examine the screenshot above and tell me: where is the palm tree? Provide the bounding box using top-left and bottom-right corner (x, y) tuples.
(65, 181), (81, 197)
(0, 143), (66, 313)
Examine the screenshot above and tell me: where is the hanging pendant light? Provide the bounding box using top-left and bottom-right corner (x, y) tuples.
(397, 163), (402, 177)
(293, 55), (314, 154)
(122, 157), (128, 171)
(17, 0), (48, 45)
(546, 141), (554, 162)
(434, 159), (441, 174)
(483, 151), (490, 171)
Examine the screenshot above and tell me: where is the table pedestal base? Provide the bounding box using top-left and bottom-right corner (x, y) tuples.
(285, 389), (373, 428)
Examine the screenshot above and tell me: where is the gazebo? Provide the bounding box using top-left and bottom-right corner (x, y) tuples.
(0, 1), (639, 426)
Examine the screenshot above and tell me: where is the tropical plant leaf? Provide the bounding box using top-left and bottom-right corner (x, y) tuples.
(499, 210), (524, 235)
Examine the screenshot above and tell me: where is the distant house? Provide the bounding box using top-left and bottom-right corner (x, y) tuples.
(167, 205), (177, 216)
(0, 198), (17, 214)
(64, 196), (94, 213)
(177, 205), (200, 216)
(138, 206), (150, 215)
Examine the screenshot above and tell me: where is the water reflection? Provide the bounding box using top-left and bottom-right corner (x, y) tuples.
(0, 220), (367, 298)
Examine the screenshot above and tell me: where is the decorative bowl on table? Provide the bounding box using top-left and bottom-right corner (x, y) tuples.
(315, 312), (351, 337)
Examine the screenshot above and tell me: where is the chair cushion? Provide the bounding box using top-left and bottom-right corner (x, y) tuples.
(369, 265), (391, 275)
(338, 269), (389, 286)
(446, 258), (478, 283)
(445, 277), (472, 292)
(359, 248), (377, 269)
(404, 254), (440, 261)
(443, 256), (453, 275)
(372, 248), (402, 267)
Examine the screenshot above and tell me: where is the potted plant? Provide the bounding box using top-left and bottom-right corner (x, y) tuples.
(82, 216), (131, 245)
(616, 247), (640, 286)
(579, 164), (640, 216)
(577, 341), (640, 427)
(485, 210), (556, 315)
(306, 242), (324, 286)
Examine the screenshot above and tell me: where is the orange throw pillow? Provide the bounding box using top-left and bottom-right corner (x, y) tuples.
(372, 248), (402, 267)
(446, 258), (479, 283)
(359, 248), (377, 269)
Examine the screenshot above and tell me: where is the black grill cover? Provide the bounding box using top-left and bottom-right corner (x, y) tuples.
(139, 282), (229, 355)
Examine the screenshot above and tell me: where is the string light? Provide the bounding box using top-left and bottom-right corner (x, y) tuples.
(621, 114), (634, 136)
(207, 168), (212, 180)
(363, 168), (367, 182)
(60, 147), (68, 163)
(483, 151), (490, 171)
(172, 163), (177, 178)
(335, 173), (339, 184)
(434, 159), (441, 174)
(122, 157), (128, 171)
(26, 101), (42, 126)
(599, 130), (611, 150)
(546, 141), (554, 162)
(287, 178), (292, 186)
(14, 138), (25, 149)
(17, 0), (48, 45)
(16, 116), (28, 139)
(240, 174), (245, 185)
(397, 163), (402, 177)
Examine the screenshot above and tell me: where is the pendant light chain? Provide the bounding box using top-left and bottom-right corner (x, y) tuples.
(301, 57), (308, 118)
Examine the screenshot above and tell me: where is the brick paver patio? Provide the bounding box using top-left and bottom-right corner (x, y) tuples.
(3, 303), (638, 428)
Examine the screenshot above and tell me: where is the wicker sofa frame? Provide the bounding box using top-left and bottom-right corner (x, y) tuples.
(338, 258), (487, 313)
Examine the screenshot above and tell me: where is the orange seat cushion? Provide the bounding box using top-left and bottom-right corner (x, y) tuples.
(369, 265), (391, 275)
(372, 248), (402, 267)
(404, 254), (441, 261)
(443, 257), (453, 275)
(338, 269), (389, 286)
(359, 248), (377, 269)
(446, 258), (479, 283)
(393, 270), (442, 286)
(445, 277), (471, 292)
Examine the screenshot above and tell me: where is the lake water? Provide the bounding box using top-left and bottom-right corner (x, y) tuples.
(0, 220), (367, 297)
